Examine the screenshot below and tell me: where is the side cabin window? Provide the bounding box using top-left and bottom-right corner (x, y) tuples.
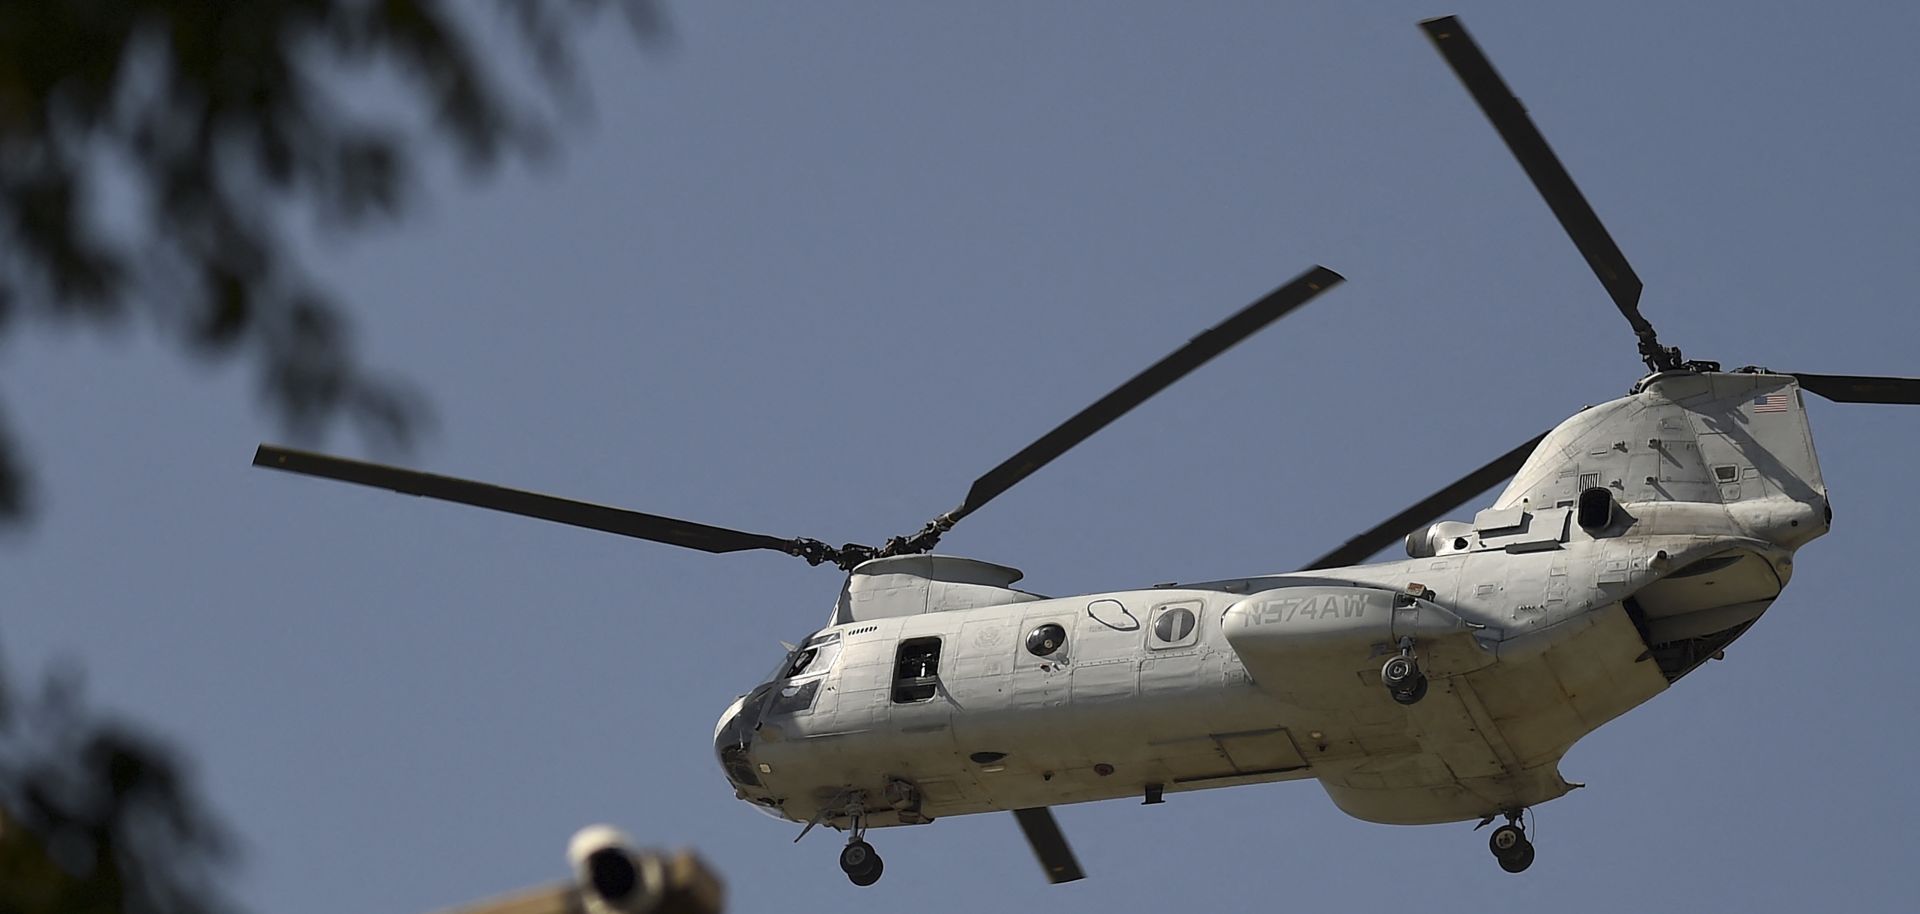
(1148, 601), (1202, 650)
(891, 637), (942, 703)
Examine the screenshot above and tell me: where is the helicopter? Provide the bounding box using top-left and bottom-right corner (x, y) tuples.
(255, 14), (1920, 907)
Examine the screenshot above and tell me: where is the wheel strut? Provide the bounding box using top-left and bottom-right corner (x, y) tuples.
(838, 802), (886, 886)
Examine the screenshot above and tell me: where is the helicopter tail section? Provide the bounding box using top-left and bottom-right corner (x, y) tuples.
(1683, 372), (1827, 517)
(1492, 371), (1829, 548)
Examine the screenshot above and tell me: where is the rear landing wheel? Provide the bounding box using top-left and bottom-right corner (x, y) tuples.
(1497, 839), (1535, 873)
(1383, 656), (1428, 705)
(1488, 824), (1523, 856)
(1488, 822), (1534, 873)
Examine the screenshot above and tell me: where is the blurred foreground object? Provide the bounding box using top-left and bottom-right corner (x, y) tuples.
(0, 0), (664, 520)
(432, 825), (723, 914)
(0, 665), (236, 914)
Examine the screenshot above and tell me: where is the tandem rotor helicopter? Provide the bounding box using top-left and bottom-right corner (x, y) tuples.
(257, 15), (1919, 910)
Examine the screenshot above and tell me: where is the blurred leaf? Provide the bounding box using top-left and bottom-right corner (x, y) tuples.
(0, 2), (668, 911)
(1, 665), (233, 914)
(0, 0), (668, 523)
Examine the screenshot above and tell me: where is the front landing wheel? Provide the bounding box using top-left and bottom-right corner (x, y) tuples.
(839, 840), (876, 875)
(848, 856), (885, 886)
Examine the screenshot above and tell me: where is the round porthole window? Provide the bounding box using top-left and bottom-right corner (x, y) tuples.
(1026, 623), (1066, 656)
(1154, 607), (1196, 643)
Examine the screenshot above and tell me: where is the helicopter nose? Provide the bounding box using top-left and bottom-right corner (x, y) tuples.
(713, 694), (748, 749)
(714, 693), (764, 791)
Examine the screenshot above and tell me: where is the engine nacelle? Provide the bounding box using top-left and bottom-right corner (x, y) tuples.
(1405, 521), (1475, 558)
(567, 825), (658, 914)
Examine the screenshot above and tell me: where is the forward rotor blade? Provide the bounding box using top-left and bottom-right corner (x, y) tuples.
(1421, 17), (1658, 358)
(253, 445), (826, 558)
(950, 266), (1344, 527)
(1011, 807), (1084, 884)
(1300, 430), (1548, 571)
(1793, 373), (1920, 404)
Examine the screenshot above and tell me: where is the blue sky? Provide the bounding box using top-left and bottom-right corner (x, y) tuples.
(6, 2), (1919, 912)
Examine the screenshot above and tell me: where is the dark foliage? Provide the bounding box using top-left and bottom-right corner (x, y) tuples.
(0, 0), (665, 518)
(1, 2), (662, 910)
(1, 665), (234, 914)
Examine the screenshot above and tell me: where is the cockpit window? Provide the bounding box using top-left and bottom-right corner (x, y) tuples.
(783, 632), (842, 679)
(785, 649), (819, 678)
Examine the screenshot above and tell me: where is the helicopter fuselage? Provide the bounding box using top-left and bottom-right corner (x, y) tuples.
(247, 11), (1920, 886)
(714, 370), (1830, 832)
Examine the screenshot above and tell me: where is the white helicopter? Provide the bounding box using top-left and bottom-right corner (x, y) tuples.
(257, 15), (1920, 909)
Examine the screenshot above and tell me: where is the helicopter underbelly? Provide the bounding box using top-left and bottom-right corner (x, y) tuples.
(1319, 601), (1671, 824)
(746, 607), (1735, 830)
(749, 663), (1328, 825)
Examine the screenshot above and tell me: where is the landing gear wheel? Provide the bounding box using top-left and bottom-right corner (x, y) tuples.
(1389, 675), (1429, 705)
(848, 856), (885, 886)
(1488, 822), (1534, 873)
(1488, 824), (1524, 856)
(839, 840), (876, 875)
(1497, 840), (1535, 874)
(1383, 656), (1428, 705)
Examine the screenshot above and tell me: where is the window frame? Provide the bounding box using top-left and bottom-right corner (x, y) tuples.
(890, 636), (943, 704)
(1147, 600), (1203, 650)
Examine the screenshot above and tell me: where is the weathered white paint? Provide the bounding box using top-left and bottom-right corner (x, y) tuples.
(717, 372), (1828, 832)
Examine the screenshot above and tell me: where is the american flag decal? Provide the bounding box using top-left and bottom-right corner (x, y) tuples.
(1752, 392), (1792, 413)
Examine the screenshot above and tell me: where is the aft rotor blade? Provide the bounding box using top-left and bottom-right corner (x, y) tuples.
(253, 445), (824, 558)
(1793, 373), (1920, 404)
(1011, 807), (1085, 884)
(1421, 17), (1657, 357)
(1301, 430), (1548, 571)
(951, 266), (1344, 526)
